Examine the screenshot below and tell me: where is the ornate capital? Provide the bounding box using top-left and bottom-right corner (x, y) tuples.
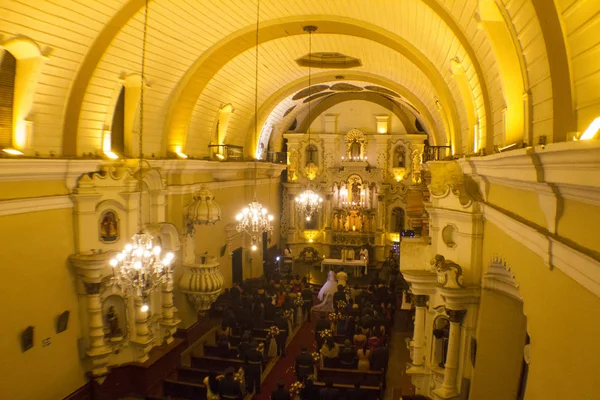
(447, 309), (466, 324)
(415, 295), (428, 307)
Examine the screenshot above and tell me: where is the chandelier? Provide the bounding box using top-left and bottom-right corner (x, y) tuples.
(234, 0), (275, 251)
(295, 190), (323, 221)
(109, 0), (174, 308)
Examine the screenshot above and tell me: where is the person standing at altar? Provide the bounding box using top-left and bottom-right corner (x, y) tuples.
(336, 269), (348, 287)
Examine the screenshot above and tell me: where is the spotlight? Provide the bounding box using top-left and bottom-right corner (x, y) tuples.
(141, 304), (149, 312)
(276, 256), (280, 261)
(251, 244), (257, 251)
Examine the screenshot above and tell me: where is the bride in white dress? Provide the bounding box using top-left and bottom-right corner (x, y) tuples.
(313, 269), (337, 313)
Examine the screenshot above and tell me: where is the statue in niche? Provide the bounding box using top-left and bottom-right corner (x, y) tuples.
(350, 140), (361, 158)
(394, 146), (406, 167)
(351, 179), (361, 203)
(105, 306), (123, 338)
(100, 210), (119, 243)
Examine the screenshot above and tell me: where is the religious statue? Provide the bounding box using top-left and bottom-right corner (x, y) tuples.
(351, 179), (361, 203)
(350, 140), (361, 158)
(105, 306), (122, 338)
(99, 210), (119, 243)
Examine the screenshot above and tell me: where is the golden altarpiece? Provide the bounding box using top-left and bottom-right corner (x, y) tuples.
(282, 128), (430, 264)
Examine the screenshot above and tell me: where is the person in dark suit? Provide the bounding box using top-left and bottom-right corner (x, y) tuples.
(295, 345), (314, 382)
(244, 342), (263, 395)
(301, 285), (314, 322)
(275, 312), (289, 356)
(369, 342), (389, 371)
(218, 367), (243, 399)
(333, 285), (346, 311)
(346, 381), (365, 400)
(314, 313), (331, 349)
(301, 378), (320, 400)
(271, 379), (291, 400)
(338, 340), (357, 368)
(319, 378), (339, 400)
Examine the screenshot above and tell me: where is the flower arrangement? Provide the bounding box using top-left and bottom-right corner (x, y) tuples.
(306, 373), (316, 382)
(294, 297), (305, 307)
(290, 381), (304, 396)
(268, 325), (280, 338)
(311, 351), (320, 363)
(233, 367), (244, 382)
(328, 312), (338, 322)
(344, 285), (352, 297)
(319, 329), (332, 340)
(336, 300), (347, 310)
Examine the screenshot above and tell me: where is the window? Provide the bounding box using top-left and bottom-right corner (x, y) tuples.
(0, 51), (16, 149)
(111, 87), (125, 155)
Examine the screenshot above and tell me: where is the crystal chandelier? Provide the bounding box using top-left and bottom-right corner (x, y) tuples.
(109, 0), (174, 307)
(295, 26), (324, 221)
(234, 0), (275, 251)
(295, 189), (323, 221)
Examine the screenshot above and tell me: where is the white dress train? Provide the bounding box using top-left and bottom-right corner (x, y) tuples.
(312, 292), (335, 313)
(318, 270), (338, 301)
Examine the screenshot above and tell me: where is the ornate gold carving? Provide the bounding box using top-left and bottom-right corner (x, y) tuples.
(431, 254), (464, 288)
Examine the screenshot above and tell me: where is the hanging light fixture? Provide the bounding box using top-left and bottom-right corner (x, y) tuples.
(295, 25), (323, 221)
(234, 0), (274, 251)
(110, 0), (174, 305)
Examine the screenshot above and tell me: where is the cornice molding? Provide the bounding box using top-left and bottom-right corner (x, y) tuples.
(167, 177), (281, 195)
(0, 195), (73, 216)
(483, 204), (600, 298)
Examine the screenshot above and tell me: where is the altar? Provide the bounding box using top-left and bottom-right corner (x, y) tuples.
(321, 258), (367, 277)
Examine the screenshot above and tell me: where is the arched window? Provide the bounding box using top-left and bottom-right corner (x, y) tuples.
(111, 87), (125, 155)
(432, 316), (450, 368)
(0, 51), (16, 150)
(391, 207), (405, 233)
(305, 144), (318, 165)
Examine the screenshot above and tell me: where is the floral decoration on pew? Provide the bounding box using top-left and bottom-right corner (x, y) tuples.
(294, 297), (305, 307)
(290, 381), (304, 396)
(268, 325), (281, 339)
(233, 368), (244, 382)
(319, 329), (333, 340)
(344, 286), (352, 297)
(328, 312), (338, 322)
(336, 300), (347, 310)
(306, 373), (316, 381)
(311, 351), (320, 363)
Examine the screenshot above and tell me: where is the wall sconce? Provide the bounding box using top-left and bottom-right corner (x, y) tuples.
(375, 115), (389, 134)
(537, 135), (547, 149)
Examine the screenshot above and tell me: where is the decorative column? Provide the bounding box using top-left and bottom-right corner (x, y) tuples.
(160, 279), (180, 344)
(411, 295), (428, 368)
(69, 252), (112, 378)
(435, 309), (466, 398)
(130, 296), (153, 363)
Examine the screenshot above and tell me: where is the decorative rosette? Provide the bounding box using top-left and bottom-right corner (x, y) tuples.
(268, 325), (281, 338)
(328, 312), (338, 322)
(311, 351), (320, 363)
(336, 300), (347, 310)
(319, 329), (333, 339)
(294, 297), (305, 307)
(290, 381), (304, 396)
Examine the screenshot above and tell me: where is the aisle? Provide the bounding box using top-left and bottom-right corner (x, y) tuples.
(383, 309), (416, 400)
(252, 315), (316, 399)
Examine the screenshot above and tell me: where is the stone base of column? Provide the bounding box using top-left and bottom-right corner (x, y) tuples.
(130, 338), (153, 363)
(406, 364), (426, 374)
(87, 347), (112, 378)
(160, 318), (181, 344)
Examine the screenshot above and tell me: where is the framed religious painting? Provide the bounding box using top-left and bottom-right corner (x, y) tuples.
(99, 210), (119, 243)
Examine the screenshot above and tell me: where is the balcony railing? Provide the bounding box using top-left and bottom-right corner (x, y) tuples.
(266, 151), (287, 164)
(207, 144), (244, 161)
(423, 145), (452, 162)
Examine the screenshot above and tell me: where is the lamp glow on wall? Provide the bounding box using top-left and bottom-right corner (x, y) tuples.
(579, 117), (600, 140)
(304, 230), (319, 243)
(102, 131), (119, 159)
(175, 145), (188, 159)
(375, 115), (389, 134)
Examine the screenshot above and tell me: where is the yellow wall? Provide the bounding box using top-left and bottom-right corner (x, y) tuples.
(470, 289), (527, 400)
(0, 180), (69, 200)
(482, 222), (600, 399)
(557, 198), (600, 253)
(487, 183), (547, 229)
(0, 209), (86, 400)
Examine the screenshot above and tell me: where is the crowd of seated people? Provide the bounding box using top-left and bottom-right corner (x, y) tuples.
(206, 276), (314, 398)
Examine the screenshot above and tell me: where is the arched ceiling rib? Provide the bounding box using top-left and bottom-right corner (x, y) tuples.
(185, 35), (450, 155)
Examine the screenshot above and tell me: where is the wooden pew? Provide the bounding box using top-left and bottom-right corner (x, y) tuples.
(203, 344), (239, 358)
(163, 379), (207, 399)
(312, 381), (382, 400)
(176, 367), (219, 384)
(317, 366), (384, 387)
(191, 355), (245, 371)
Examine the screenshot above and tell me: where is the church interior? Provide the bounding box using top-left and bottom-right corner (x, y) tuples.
(1, 0), (600, 399)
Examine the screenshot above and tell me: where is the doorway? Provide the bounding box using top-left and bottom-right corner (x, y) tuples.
(232, 247), (243, 285)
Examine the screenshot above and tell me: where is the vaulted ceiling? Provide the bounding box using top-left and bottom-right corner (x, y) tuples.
(1, 0), (598, 158)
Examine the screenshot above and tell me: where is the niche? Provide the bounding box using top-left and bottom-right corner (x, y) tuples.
(432, 316), (450, 368)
